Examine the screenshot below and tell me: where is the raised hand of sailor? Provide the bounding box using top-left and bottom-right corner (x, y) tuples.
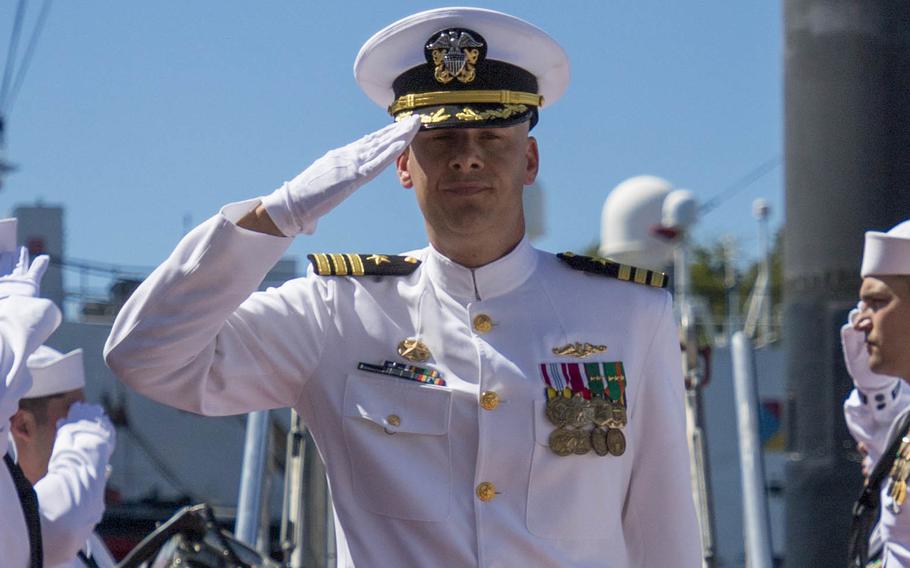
(843, 304), (899, 392)
(258, 114), (422, 237)
(0, 247), (50, 299)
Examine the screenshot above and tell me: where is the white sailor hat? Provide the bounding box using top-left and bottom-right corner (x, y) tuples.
(354, 7), (570, 129)
(861, 220), (910, 277)
(22, 346), (85, 399)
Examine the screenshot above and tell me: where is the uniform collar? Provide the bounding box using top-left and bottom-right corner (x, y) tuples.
(424, 236), (537, 301)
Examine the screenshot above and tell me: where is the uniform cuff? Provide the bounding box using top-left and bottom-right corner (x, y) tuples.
(857, 379), (903, 411)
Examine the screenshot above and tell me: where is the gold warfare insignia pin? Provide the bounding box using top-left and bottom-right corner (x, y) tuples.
(398, 338), (431, 363)
(425, 28), (486, 85)
(552, 343), (607, 358)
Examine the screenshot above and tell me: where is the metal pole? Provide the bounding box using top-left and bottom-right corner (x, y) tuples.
(724, 235), (738, 344)
(281, 410), (307, 567)
(754, 200), (772, 346)
(236, 410), (271, 546)
(300, 431), (331, 567)
(731, 332), (773, 568)
(676, 241), (717, 568)
(784, 1), (910, 563)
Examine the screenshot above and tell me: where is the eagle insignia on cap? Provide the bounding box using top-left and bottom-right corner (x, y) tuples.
(425, 29), (485, 85)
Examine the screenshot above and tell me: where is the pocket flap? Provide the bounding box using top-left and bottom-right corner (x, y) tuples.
(344, 373), (451, 435)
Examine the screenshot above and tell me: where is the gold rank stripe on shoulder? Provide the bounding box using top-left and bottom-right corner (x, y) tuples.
(556, 252), (668, 289)
(307, 253), (421, 277)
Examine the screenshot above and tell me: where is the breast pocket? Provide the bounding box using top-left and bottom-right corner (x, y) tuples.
(342, 373), (453, 522)
(526, 399), (631, 539)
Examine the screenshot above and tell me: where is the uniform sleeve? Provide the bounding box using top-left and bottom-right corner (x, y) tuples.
(844, 380), (909, 467)
(622, 292), (703, 567)
(35, 403), (115, 566)
(0, 296), (61, 456)
(0, 296), (60, 567)
(104, 200), (333, 416)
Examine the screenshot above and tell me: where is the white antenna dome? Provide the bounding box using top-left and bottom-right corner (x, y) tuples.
(599, 175), (675, 271)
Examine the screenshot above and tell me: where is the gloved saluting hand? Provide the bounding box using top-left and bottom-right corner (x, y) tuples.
(261, 115), (422, 237)
(53, 401), (117, 464)
(0, 246), (50, 300)
(842, 304), (899, 393)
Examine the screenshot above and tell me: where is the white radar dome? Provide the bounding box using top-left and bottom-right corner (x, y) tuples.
(599, 175), (676, 271)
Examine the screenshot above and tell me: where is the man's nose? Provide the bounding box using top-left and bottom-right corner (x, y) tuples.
(854, 305), (873, 332)
(448, 138), (484, 171)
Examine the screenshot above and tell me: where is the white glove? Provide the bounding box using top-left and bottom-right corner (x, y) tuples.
(842, 306), (899, 392)
(0, 246), (50, 299)
(260, 115), (422, 236)
(54, 402), (116, 459)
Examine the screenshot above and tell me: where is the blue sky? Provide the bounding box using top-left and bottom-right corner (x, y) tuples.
(0, 1), (782, 276)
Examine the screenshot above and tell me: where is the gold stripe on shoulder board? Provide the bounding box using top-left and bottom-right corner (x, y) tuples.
(314, 253), (331, 276)
(330, 253), (349, 276)
(618, 264), (633, 281)
(347, 253), (365, 276)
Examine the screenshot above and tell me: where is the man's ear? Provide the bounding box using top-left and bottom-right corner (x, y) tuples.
(524, 136), (540, 185)
(10, 410), (35, 442)
(396, 149), (413, 189)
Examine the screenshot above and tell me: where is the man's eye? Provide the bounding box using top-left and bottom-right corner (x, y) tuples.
(868, 300), (887, 311)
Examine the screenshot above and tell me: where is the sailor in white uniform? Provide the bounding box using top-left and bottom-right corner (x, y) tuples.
(0, 218), (61, 568)
(10, 346), (116, 568)
(846, 220), (910, 567)
(105, 7), (702, 567)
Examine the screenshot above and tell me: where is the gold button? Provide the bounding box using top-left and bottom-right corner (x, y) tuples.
(476, 481), (496, 502)
(480, 391), (499, 411)
(473, 314), (493, 333)
(387, 414), (401, 427)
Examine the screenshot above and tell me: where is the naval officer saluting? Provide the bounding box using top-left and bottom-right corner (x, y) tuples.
(105, 7), (702, 567)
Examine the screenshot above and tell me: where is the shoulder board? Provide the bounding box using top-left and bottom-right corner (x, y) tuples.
(556, 252), (668, 289)
(307, 253), (421, 277)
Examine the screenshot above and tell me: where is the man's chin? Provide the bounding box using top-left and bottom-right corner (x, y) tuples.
(868, 355), (903, 379)
(867, 352), (886, 373)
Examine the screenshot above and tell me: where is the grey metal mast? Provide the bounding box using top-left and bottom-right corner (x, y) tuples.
(784, 1), (910, 564)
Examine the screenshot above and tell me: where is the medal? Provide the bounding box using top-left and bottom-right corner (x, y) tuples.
(572, 428), (592, 455)
(607, 405), (627, 429)
(887, 434), (910, 514)
(590, 397), (613, 427)
(565, 394), (594, 429)
(591, 427), (609, 456)
(607, 428), (626, 456)
(545, 395), (571, 427)
(548, 427), (576, 456)
(539, 360), (628, 458)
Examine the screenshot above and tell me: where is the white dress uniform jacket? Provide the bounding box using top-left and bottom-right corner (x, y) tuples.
(0, 296), (61, 568)
(846, 382), (910, 567)
(105, 200), (702, 568)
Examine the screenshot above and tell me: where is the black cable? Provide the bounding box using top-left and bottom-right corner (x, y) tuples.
(0, 0), (28, 112)
(6, 0), (54, 114)
(699, 155), (781, 216)
(0, 0), (26, 110)
(49, 256), (154, 279)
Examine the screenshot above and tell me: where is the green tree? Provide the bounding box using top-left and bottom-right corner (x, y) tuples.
(689, 229), (783, 334)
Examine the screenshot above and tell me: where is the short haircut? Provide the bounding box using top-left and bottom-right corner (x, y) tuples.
(18, 393), (65, 425)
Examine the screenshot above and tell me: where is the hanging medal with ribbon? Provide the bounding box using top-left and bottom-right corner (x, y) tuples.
(887, 432), (910, 514)
(540, 361), (628, 457)
(541, 363), (577, 456)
